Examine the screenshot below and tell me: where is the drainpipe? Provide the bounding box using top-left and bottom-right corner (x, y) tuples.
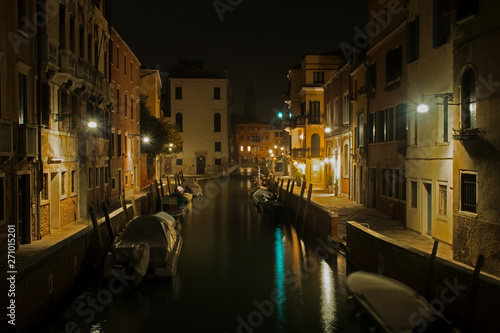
(35, 1), (44, 240)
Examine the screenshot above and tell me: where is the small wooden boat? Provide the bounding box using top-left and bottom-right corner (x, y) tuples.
(346, 271), (459, 333)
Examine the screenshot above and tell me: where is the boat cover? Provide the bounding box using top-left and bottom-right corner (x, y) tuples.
(252, 189), (274, 205)
(181, 178), (203, 196)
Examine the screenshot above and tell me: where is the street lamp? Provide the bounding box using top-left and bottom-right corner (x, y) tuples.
(417, 93), (454, 113)
(325, 127), (332, 133)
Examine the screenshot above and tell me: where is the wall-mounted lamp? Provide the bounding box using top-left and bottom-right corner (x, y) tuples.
(325, 127), (332, 133)
(417, 93), (455, 113)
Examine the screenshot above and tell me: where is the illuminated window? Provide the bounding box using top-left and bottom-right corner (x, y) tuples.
(240, 146), (244, 152)
(439, 184), (447, 216)
(247, 146), (251, 152)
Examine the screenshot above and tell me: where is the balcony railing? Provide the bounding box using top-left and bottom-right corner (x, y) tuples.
(292, 148), (306, 159)
(59, 50), (76, 76)
(0, 123), (13, 155)
(41, 37), (58, 70)
(13, 124), (38, 156)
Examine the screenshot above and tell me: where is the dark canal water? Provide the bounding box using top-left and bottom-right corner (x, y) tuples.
(42, 171), (366, 333)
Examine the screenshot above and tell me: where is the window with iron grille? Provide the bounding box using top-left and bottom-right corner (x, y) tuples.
(176, 159), (183, 166)
(439, 184), (447, 216)
(461, 172), (477, 213)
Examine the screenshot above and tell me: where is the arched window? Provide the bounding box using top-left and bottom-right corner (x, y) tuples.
(460, 67), (477, 129)
(175, 113), (183, 132)
(311, 134), (320, 157)
(214, 113), (221, 132)
(343, 143), (349, 177)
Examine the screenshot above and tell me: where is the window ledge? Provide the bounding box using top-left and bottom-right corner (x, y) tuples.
(458, 211), (478, 219)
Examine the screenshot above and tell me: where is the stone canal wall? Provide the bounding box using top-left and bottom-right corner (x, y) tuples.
(0, 192), (157, 333)
(275, 181), (338, 238)
(346, 221), (500, 332)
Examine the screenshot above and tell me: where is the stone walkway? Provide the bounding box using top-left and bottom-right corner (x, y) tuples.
(293, 188), (454, 261)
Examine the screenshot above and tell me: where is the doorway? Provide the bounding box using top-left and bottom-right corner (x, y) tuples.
(50, 172), (60, 229)
(423, 183), (432, 236)
(196, 156), (206, 175)
(18, 174), (31, 244)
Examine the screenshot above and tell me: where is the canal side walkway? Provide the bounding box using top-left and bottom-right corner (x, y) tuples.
(289, 187), (454, 261)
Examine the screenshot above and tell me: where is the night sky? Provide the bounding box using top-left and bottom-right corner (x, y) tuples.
(110, 0), (368, 122)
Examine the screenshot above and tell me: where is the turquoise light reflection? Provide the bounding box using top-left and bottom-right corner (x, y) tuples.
(319, 260), (336, 332)
(274, 226), (286, 331)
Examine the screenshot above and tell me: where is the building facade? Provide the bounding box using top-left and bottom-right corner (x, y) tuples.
(350, 54), (369, 205)
(324, 63), (352, 197)
(451, 0), (500, 275)
(366, 0), (408, 222)
(405, 0), (454, 244)
(167, 61), (230, 175)
(110, 27), (141, 204)
(286, 54), (344, 189)
(234, 123), (271, 163)
(0, 0), (39, 248)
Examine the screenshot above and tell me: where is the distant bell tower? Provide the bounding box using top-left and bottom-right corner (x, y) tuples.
(243, 82), (257, 122)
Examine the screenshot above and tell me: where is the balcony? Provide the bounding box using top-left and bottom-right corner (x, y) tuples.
(292, 148), (306, 159)
(13, 124), (38, 156)
(452, 127), (481, 141)
(308, 114), (322, 125)
(0, 123), (13, 155)
(41, 37), (58, 71)
(59, 50), (76, 76)
(291, 115), (306, 128)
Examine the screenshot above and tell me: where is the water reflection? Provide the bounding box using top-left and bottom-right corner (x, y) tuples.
(319, 260), (336, 332)
(274, 226), (286, 332)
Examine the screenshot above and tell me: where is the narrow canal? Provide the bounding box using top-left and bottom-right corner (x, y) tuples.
(42, 172), (366, 333)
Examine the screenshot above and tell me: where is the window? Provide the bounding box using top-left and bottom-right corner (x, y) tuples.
(176, 159), (183, 165)
(215, 142), (221, 152)
(215, 159), (222, 166)
(343, 93), (350, 124)
(438, 184), (447, 216)
(310, 101), (320, 124)
(116, 89), (120, 113)
(240, 146), (243, 152)
(111, 133), (115, 156)
(61, 171), (66, 196)
(385, 46), (402, 84)
(326, 102), (332, 126)
(411, 181), (417, 208)
(131, 98), (134, 120)
(395, 170), (400, 199)
(460, 68), (477, 129)
(89, 168), (93, 188)
(313, 72), (324, 84)
(455, 0), (478, 22)
(18, 73), (28, 124)
(395, 104), (408, 141)
(125, 174), (128, 186)
(0, 175), (4, 223)
(71, 170), (76, 193)
(87, 34), (92, 63)
(387, 107), (394, 141)
(343, 144), (349, 177)
(112, 178), (116, 190)
(109, 39), (113, 64)
(214, 113), (221, 132)
(402, 170), (406, 201)
(124, 55), (127, 76)
(95, 167), (99, 187)
(461, 172), (477, 213)
(175, 87), (182, 99)
(124, 94), (128, 117)
(18, 0), (27, 32)
(369, 113), (376, 143)
(42, 173), (48, 200)
(130, 63), (133, 81)
(214, 87), (221, 100)
(116, 46), (119, 69)
(357, 112), (364, 148)
(176, 113), (183, 132)
(433, 0), (451, 48)
(117, 134), (122, 156)
(407, 17), (419, 63)
(311, 134), (320, 158)
(377, 110), (387, 142)
(69, 17), (75, 53)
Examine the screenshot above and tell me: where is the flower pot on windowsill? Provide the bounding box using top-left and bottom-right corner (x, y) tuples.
(328, 185), (333, 194)
(333, 186), (339, 196)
